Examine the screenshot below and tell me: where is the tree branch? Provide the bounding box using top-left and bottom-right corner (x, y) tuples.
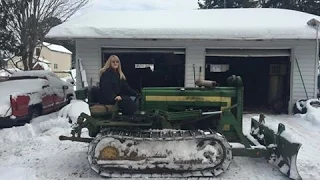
(1, 0), (88, 70)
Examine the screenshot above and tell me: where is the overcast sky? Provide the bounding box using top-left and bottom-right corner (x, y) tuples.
(74, 0), (200, 17)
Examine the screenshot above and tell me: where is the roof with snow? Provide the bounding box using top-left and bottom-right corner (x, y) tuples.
(42, 42), (72, 54)
(45, 8), (320, 40)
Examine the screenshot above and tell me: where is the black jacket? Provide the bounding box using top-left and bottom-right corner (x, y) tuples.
(99, 68), (137, 104)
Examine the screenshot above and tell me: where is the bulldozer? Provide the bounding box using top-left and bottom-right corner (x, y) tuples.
(59, 75), (302, 179)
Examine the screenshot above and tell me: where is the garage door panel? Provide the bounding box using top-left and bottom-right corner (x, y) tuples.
(102, 48), (185, 54)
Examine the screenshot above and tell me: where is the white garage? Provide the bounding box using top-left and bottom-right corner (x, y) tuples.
(46, 8), (320, 114)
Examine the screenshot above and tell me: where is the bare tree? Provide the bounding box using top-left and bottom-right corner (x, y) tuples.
(1, 0), (88, 70)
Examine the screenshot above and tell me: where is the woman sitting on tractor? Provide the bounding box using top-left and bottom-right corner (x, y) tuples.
(99, 55), (138, 116)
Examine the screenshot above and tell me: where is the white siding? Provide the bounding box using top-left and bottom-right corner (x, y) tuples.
(76, 40), (100, 88)
(292, 42), (317, 103)
(75, 38), (317, 113)
(185, 46), (205, 87)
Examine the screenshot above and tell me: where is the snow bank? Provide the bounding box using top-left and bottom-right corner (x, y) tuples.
(0, 116), (70, 144)
(46, 8), (320, 40)
(58, 100), (90, 124)
(0, 100), (89, 144)
(301, 99), (320, 126)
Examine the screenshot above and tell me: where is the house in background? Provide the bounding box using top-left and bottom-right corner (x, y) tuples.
(35, 42), (72, 76)
(5, 42), (72, 77)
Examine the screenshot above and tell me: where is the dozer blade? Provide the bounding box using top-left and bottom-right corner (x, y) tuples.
(250, 115), (302, 180)
(87, 128), (232, 178)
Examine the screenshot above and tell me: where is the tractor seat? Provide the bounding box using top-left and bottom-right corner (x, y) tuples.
(86, 86), (119, 116)
(90, 104), (117, 115)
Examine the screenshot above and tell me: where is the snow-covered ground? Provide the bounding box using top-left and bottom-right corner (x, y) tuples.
(0, 101), (319, 180)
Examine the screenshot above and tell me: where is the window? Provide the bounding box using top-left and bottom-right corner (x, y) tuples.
(270, 64), (286, 75)
(209, 64), (229, 72)
(35, 48), (41, 56)
(54, 64), (58, 69)
(135, 64), (154, 71)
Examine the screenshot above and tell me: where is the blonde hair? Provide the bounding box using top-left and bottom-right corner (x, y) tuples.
(99, 55), (126, 80)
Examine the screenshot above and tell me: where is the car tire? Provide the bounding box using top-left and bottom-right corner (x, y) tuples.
(67, 94), (74, 104)
(293, 99), (307, 114)
(30, 108), (41, 120)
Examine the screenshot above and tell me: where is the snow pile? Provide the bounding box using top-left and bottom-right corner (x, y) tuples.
(58, 100), (90, 124)
(295, 99), (307, 112)
(0, 116), (70, 144)
(0, 109), (89, 180)
(301, 99), (320, 126)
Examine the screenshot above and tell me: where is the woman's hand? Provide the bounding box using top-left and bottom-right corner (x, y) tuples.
(114, 96), (122, 101)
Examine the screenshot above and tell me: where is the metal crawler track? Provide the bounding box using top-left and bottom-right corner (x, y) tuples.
(87, 128), (232, 178)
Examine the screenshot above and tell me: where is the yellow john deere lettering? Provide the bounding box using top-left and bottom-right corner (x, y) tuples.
(145, 96), (231, 107)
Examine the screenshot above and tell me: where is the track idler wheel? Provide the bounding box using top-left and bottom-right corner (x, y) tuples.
(99, 146), (119, 160)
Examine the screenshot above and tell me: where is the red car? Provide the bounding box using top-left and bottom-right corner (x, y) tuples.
(0, 70), (75, 128)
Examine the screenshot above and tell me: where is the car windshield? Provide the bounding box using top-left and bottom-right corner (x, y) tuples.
(7, 76), (45, 81)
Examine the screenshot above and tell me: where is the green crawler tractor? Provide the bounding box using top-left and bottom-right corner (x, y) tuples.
(59, 75), (302, 179)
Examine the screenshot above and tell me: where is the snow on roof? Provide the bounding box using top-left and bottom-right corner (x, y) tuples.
(46, 8), (320, 40)
(42, 42), (72, 54)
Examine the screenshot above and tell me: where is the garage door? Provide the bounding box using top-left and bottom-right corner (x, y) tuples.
(101, 48), (186, 89)
(204, 48), (291, 113)
(205, 48), (291, 57)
